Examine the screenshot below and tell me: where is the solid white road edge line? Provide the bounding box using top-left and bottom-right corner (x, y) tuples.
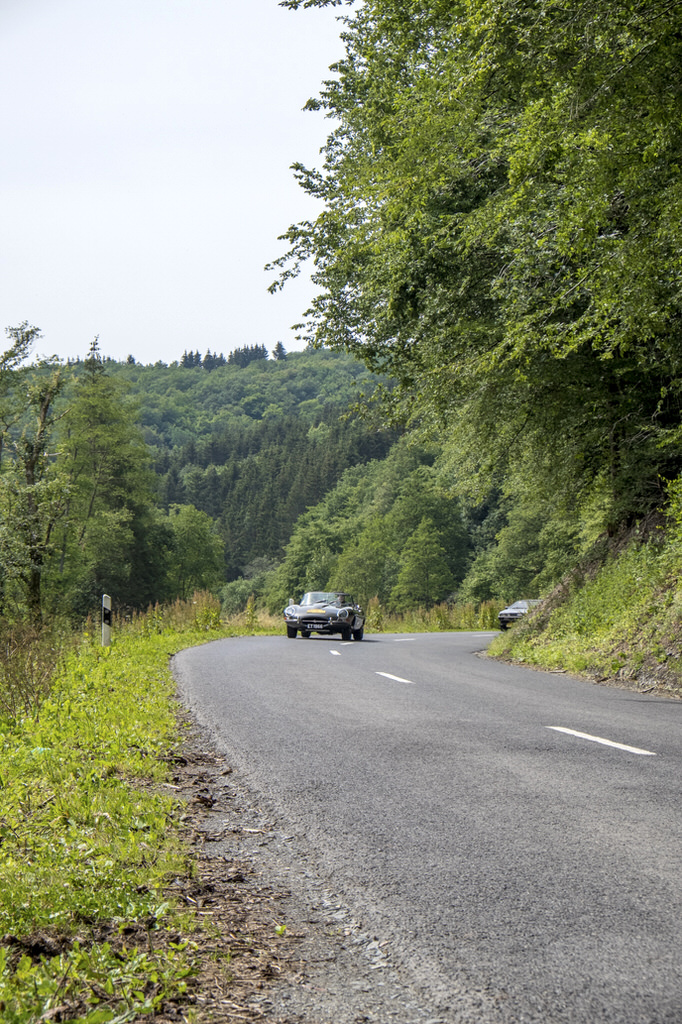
(547, 726), (656, 756)
(377, 671), (415, 685)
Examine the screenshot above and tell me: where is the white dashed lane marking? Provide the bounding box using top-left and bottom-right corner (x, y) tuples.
(376, 672), (415, 685)
(547, 726), (656, 756)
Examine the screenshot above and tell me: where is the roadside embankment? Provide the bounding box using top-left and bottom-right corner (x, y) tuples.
(489, 513), (682, 698)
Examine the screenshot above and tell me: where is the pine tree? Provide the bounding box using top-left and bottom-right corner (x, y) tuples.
(389, 519), (455, 611)
(50, 340), (164, 615)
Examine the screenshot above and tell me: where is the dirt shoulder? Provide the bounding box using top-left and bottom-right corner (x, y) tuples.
(158, 720), (298, 1023)
(163, 712), (456, 1024)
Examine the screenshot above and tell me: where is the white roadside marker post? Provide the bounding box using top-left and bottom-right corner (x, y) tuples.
(102, 594), (112, 647)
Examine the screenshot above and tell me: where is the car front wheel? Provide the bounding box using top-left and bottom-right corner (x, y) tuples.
(286, 626), (297, 639)
(352, 626), (364, 641)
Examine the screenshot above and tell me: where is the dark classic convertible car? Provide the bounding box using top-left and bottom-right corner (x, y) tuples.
(284, 591), (365, 640)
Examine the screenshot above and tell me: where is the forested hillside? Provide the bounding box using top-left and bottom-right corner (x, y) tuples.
(0, 333), (401, 623)
(264, 439), (471, 611)
(107, 348), (397, 577)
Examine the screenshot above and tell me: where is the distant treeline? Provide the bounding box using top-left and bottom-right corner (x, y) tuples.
(178, 343), (287, 370)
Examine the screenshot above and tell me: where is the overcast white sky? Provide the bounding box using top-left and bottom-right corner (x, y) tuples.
(0, 0), (346, 364)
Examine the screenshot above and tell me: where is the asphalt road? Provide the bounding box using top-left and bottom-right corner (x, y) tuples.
(173, 631), (682, 1023)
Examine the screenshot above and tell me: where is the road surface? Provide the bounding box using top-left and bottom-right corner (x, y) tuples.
(173, 631), (682, 1023)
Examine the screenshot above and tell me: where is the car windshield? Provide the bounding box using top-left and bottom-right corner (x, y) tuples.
(300, 592), (336, 606)
(300, 591), (352, 607)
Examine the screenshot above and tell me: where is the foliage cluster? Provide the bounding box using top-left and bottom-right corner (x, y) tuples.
(274, 0), (682, 580)
(227, 343), (269, 367)
(108, 348), (376, 451)
(180, 348), (227, 370)
(0, 318), (587, 623)
(0, 333), (400, 624)
(256, 430), (584, 613)
(108, 349), (398, 578)
(0, 330), (231, 624)
(262, 438), (471, 612)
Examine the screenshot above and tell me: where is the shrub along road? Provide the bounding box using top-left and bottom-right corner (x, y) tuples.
(174, 632), (682, 1024)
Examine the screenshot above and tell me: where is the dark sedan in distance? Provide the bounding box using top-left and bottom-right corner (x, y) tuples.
(498, 599), (541, 630)
(284, 591), (365, 641)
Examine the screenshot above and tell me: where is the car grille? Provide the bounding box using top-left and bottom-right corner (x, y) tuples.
(300, 615), (333, 628)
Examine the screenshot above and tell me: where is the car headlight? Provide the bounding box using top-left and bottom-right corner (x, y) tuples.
(338, 608), (349, 619)
(284, 606), (296, 617)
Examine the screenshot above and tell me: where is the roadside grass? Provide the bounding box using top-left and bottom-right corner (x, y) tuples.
(363, 598), (502, 634)
(121, 591), (281, 637)
(218, 592), (502, 637)
(0, 594), (243, 1023)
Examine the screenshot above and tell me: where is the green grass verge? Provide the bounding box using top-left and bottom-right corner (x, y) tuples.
(0, 612), (241, 1024)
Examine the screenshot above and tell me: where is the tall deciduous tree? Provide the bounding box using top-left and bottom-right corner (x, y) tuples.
(274, 0), (682, 539)
(164, 504), (225, 599)
(0, 325), (68, 621)
(0, 365), (66, 622)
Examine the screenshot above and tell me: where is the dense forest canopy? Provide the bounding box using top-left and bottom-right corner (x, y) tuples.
(273, 0), (682, 543)
(265, 438), (471, 612)
(103, 349), (398, 577)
